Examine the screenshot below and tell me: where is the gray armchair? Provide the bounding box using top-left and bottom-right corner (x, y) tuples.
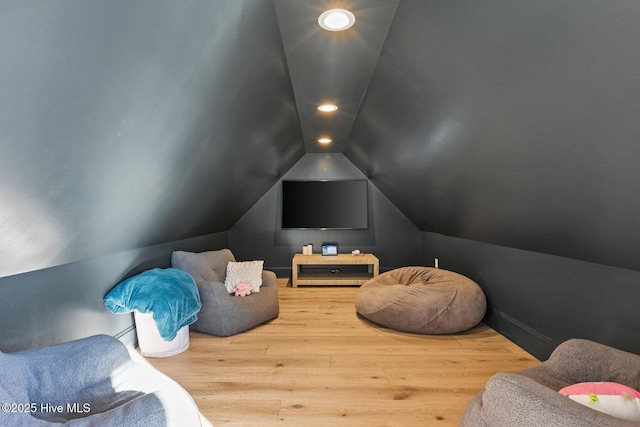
(460, 338), (640, 427)
(171, 249), (279, 337)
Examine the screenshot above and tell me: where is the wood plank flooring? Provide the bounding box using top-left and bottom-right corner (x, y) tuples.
(145, 279), (538, 427)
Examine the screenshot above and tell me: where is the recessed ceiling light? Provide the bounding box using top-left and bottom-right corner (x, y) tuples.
(317, 104), (338, 112)
(318, 138), (332, 144)
(318, 9), (355, 32)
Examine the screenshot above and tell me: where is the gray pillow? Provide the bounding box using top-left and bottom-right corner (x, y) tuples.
(171, 249), (235, 285)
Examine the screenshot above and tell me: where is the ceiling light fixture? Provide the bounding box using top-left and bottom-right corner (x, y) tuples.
(318, 9), (356, 32)
(317, 104), (338, 112)
(318, 138), (332, 144)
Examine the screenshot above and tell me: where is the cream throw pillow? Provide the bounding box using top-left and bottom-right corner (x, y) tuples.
(224, 260), (263, 293)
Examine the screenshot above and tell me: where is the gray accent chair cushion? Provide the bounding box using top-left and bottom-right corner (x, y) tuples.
(355, 267), (486, 334)
(460, 339), (640, 427)
(171, 249), (279, 337)
(0, 334), (204, 426)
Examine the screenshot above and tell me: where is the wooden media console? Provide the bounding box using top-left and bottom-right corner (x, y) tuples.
(291, 253), (379, 287)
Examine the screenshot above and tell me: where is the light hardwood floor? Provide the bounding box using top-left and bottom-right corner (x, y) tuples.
(145, 279), (539, 427)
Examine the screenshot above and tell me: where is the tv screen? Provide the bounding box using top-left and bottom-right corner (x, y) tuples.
(281, 180), (368, 229)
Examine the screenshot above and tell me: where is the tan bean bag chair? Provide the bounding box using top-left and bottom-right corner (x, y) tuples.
(355, 267), (486, 334)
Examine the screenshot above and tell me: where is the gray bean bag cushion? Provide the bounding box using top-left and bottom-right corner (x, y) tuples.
(171, 249), (279, 337)
(355, 267), (486, 334)
(0, 334), (204, 426)
(460, 339), (640, 426)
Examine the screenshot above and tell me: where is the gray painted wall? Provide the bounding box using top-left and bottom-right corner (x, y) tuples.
(422, 231), (640, 360)
(0, 0), (302, 278)
(344, 0), (640, 357)
(347, 0), (640, 272)
(2, 0), (638, 358)
(229, 153), (421, 275)
(0, 231), (227, 352)
(0, 1), (303, 350)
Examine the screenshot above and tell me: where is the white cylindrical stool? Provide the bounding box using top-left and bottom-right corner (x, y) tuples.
(134, 312), (190, 358)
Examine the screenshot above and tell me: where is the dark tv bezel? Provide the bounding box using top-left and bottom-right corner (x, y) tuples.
(281, 179), (369, 230)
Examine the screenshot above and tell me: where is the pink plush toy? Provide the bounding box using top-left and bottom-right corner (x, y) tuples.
(233, 282), (252, 297)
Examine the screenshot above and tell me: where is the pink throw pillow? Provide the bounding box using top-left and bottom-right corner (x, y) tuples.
(559, 382), (640, 421)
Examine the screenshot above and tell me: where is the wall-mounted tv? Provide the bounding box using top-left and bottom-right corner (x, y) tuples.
(281, 180), (368, 229)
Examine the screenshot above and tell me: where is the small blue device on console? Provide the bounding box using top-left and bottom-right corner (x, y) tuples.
(321, 243), (338, 256)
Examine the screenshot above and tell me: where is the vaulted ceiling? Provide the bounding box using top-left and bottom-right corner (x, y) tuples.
(273, 0), (399, 152)
(275, 0), (640, 271)
(2, 0), (640, 277)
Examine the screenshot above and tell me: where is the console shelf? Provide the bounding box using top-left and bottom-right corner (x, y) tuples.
(291, 253), (379, 287)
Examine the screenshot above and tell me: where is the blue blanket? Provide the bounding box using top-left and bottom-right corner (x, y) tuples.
(104, 268), (201, 341)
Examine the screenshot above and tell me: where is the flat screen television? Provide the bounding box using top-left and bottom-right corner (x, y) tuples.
(281, 180), (368, 229)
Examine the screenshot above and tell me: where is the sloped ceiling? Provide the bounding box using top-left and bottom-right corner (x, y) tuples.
(345, 0), (640, 271)
(0, 1), (303, 277)
(2, 0), (640, 277)
(273, 0), (399, 152)
(276, 0), (640, 271)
